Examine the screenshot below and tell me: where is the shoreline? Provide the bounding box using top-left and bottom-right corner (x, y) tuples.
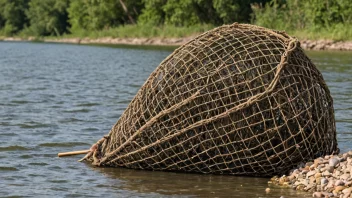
(1, 36), (352, 51)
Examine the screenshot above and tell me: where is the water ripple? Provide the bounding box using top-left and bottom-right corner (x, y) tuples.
(18, 122), (52, 129)
(0, 167), (18, 171)
(76, 102), (100, 107)
(38, 142), (90, 147)
(0, 146), (30, 152)
(28, 162), (49, 166)
(62, 109), (91, 113)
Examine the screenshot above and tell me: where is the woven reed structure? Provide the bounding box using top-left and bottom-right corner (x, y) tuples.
(82, 23), (338, 176)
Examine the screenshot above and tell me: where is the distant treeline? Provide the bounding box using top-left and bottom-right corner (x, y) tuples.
(0, 0), (351, 40)
(0, 0), (268, 36)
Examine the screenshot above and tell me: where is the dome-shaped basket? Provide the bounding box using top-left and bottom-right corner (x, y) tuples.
(82, 23), (338, 176)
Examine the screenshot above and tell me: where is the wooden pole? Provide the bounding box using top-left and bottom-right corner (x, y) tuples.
(58, 150), (90, 157)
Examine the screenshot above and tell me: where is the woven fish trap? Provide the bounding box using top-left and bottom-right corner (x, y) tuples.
(82, 23), (338, 176)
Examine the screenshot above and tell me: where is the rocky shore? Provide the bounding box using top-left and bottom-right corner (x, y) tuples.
(1, 36), (352, 51)
(300, 40), (352, 51)
(270, 151), (352, 198)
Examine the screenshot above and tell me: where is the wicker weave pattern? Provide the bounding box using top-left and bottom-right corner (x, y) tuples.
(83, 23), (337, 176)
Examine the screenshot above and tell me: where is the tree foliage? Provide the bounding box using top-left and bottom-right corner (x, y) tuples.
(212, 0), (251, 24)
(68, 0), (120, 31)
(68, 0), (143, 32)
(27, 0), (69, 36)
(253, 0), (352, 31)
(138, 0), (261, 26)
(0, 0), (28, 35)
(0, 0), (350, 38)
(138, 0), (166, 25)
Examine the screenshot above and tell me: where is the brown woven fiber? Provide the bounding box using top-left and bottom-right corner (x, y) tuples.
(82, 23), (338, 176)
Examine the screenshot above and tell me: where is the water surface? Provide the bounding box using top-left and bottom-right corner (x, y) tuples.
(0, 42), (351, 197)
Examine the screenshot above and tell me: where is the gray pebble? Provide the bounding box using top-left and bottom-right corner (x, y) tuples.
(329, 157), (339, 167)
(327, 166), (334, 173)
(334, 180), (344, 186)
(321, 178), (328, 184)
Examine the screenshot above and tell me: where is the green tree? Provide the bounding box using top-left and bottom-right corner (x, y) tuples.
(138, 0), (166, 25)
(0, 0), (29, 35)
(212, 0), (252, 24)
(118, 0), (144, 24)
(68, 0), (142, 32)
(68, 0), (118, 31)
(193, 0), (222, 25)
(162, 0), (201, 26)
(253, 0), (352, 31)
(251, 0), (289, 30)
(68, 0), (119, 31)
(139, 0), (217, 26)
(27, 0), (70, 36)
(0, 2), (5, 30)
(303, 0), (352, 29)
(139, 0), (269, 26)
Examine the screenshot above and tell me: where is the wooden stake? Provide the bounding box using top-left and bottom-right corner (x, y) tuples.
(58, 150), (90, 157)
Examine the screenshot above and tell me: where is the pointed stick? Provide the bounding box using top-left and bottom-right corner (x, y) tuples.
(58, 150), (90, 157)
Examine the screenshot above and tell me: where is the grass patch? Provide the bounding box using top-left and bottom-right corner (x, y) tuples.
(63, 24), (214, 39)
(286, 24), (352, 41)
(62, 23), (352, 41)
(1, 24), (214, 40)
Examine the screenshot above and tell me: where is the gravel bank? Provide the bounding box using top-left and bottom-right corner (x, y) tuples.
(300, 40), (352, 51)
(1, 37), (352, 51)
(270, 151), (352, 198)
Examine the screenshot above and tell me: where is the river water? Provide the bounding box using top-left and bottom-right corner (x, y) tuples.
(0, 42), (351, 198)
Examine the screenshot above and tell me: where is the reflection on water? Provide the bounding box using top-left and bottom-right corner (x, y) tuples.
(0, 41), (350, 197)
(94, 166), (311, 197)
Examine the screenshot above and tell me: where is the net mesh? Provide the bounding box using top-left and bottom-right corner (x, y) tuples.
(82, 23), (338, 176)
